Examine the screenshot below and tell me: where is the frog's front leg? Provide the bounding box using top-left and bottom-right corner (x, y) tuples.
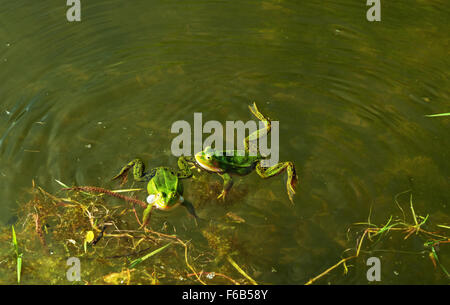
(112, 158), (155, 185)
(176, 156), (195, 179)
(255, 161), (298, 204)
(140, 202), (154, 228)
(181, 200), (201, 226)
(217, 173), (233, 201)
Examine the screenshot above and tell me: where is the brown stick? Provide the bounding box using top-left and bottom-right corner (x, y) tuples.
(62, 186), (147, 208)
(33, 213), (48, 253)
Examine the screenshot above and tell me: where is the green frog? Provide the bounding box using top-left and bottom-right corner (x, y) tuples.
(182, 103), (298, 203)
(112, 157), (198, 226)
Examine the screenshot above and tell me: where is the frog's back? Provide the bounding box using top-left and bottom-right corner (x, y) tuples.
(215, 150), (259, 175)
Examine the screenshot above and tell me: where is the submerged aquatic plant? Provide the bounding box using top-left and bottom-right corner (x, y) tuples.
(0, 180), (254, 285)
(129, 242), (173, 268)
(306, 192), (449, 285)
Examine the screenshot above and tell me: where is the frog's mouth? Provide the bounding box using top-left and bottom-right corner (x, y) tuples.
(195, 153), (224, 173)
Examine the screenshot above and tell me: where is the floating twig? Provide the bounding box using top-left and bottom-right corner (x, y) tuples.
(62, 186), (147, 208)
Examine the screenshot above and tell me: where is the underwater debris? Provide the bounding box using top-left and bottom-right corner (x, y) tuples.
(0, 181), (253, 285)
(33, 213), (47, 253)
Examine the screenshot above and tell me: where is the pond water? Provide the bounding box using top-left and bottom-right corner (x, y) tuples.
(0, 0), (448, 284)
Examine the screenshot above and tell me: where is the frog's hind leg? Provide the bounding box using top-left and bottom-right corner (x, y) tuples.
(217, 173), (234, 201)
(245, 103), (272, 153)
(255, 161), (298, 204)
(112, 158), (154, 185)
(176, 156), (195, 179)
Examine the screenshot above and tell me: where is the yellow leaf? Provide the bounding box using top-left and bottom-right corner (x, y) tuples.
(85, 231), (94, 243)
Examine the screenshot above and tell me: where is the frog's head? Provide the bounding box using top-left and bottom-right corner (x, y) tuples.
(146, 191), (182, 211)
(194, 146), (225, 173)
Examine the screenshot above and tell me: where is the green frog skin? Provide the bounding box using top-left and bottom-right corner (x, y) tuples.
(182, 102), (298, 203)
(112, 157), (198, 226)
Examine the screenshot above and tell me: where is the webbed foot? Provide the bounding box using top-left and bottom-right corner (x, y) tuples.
(286, 166), (298, 204)
(217, 173), (233, 201)
(112, 165), (132, 186)
(217, 190), (228, 201)
(248, 102), (269, 122)
(112, 159), (151, 186)
(245, 102), (271, 152)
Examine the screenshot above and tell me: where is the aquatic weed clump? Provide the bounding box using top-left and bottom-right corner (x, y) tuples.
(306, 191), (449, 284)
(0, 180), (258, 285)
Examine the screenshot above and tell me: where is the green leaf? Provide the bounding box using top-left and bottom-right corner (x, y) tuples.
(11, 225), (18, 254)
(17, 254), (22, 284)
(129, 242), (172, 269)
(84, 231), (95, 253)
(12, 226), (23, 284)
(431, 246), (450, 277)
(425, 112), (450, 117)
(54, 179), (70, 188)
(85, 231), (95, 243)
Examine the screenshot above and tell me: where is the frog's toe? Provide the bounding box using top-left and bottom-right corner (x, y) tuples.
(249, 102), (269, 122)
(248, 103), (259, 117)
(287, 189), (295, 203)
(286, 183), (296, 204)
(288, 179), (297, 193)
(112, 173), (128, 186)
(190, 165), (201, 172)
(217, 191), (227, 201)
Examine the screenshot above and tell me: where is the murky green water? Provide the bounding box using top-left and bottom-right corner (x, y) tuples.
(0, 0), (448, 284)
